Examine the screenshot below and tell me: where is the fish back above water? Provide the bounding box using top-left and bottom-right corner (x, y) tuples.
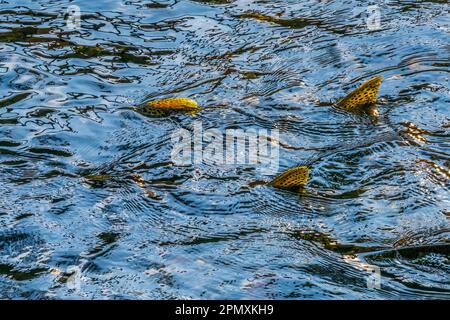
(270, 166), (309, 190)
(336, 76), (383, 116)
(145, 97), (199, 111)
(141, 97), (200, 117)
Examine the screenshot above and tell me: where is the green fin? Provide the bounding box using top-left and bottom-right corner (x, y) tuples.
(336, 76), (383, 115)
(270, 166), (309, 190)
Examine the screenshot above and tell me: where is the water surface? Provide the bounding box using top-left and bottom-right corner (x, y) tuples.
(0, 0), (449, 299)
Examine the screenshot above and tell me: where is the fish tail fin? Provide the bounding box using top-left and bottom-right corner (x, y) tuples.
(336, 76), (383, 112)
(270, 166), (309, 190)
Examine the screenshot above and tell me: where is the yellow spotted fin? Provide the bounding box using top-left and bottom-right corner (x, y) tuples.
(336, 76), (383, 116)
(270, 166), (309, 190)
(145, 97), (199, 111)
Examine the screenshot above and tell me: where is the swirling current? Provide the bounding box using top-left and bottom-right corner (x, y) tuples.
(0, 0), (449, 299)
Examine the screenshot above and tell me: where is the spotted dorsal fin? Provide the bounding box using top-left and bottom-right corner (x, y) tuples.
(270, 166), (309, 190)
(146, 97), (198, 111)
(142, 97), (200, 117)
(336, 76), (383, 113)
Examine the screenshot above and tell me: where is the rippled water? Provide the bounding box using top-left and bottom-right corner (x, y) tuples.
(0, 0), (449, 299)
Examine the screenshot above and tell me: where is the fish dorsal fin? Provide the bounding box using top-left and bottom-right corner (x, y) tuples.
(336, 76), (383, 112)
(270, 166), (309, 190)
(142, 97), (200, 117)
(145, 98), (199, 111)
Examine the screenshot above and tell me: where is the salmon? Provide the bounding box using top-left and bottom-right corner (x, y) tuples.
(142, 97), (200, 116)
(336, 76), (383, 116)
(270, 166), (309, 190)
